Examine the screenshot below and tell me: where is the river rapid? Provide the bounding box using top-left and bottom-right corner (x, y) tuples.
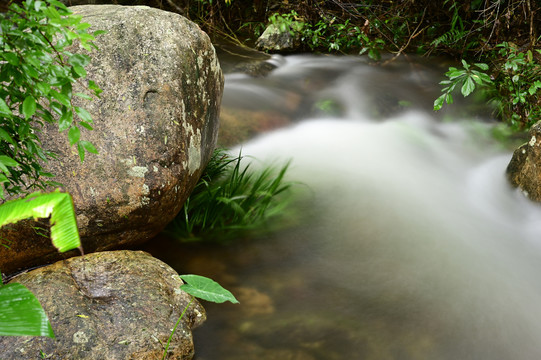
(147, 54), (541, 359)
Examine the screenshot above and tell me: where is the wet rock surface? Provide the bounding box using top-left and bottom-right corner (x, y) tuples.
(507, 121), (541, 201)
(0, 5), (223, 274)
(0, 250), (205, 360)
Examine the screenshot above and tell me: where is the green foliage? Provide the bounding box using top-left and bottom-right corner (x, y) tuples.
(300, 16), (385, 60)
(163, 149), (293, 242)
(179, 274), (239, 304)
(492, 42), (541, 129)
(434, 60), (493, 111)
(268, 10), (304, 35)
(435, 43), (541, 130)
(0, 280), (54, 338)
(0, 190), (81, 338)
(0, 0), (102, 197)
(0, 190), (81, 253)
(162, 275), (238, 359)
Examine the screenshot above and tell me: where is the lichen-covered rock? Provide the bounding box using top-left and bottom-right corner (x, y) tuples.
(507, 121), (541, 201)
(0, 250), (205, 360)
(0, 5), (223, 274)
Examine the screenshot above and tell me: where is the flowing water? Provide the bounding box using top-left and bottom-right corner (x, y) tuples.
(146, 54), (541, 359)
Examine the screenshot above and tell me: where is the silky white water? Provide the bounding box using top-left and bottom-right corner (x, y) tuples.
(171, 55), (541, 359)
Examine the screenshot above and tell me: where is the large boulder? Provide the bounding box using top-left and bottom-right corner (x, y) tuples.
(0, 5), (223, 274)
(507, 121), (541, 200)
(0, 250), (205, 359)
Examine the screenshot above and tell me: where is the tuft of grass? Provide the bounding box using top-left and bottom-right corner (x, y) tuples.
(163, 149), (294, 242)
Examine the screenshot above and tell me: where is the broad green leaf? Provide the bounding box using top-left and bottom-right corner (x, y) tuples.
(433, 94), (445, 111)
(474, 62), (489, 70)
(58, 109), (73, 131)
(0, 156), (20, 173)
(0, 283), (54, 337)
(68, 126), (80, 146)
(0, 98), (12, 116)
(74, 93), (92, 101)
(80, 140), (98, 154)
(0, 129), (16, 146)
(68, 53), (90, 67)
(22, 96), (37, 119)
(72, 65), (87, 78)
(50, 90), (71, 107)
(34, 0), (43, 11)
(2, 52), (19, 65)
(0, 191), (81, 253)
(461, 76), (475, 97)
(79, 121), (94, 131)
(179, 275), (239, 304)
(75, 107), (92, 123)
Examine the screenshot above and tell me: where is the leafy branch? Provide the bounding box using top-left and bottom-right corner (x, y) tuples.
(434, 60), (493, 111)
(0, 0), (103, 198)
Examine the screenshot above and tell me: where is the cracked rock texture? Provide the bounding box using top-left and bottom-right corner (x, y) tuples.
(0, 5), (223, 274)
(0, 250), (205, 360)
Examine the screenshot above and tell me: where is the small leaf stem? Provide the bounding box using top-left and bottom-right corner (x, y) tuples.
(162, 297), (194, 360)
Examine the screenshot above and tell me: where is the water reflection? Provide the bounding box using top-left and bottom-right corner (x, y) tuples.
(144, 55), (541, 359)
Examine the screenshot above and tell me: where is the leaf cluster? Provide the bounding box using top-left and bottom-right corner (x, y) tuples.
(434, 60), (492, 111)
(435, 43), (541, 130)
(0, 0), (102, 198)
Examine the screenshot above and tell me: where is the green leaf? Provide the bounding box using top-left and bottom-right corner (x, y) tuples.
(76, 142), (85, 162)
(79, 140), (98, 154)
(75, 107), (92, 123)
(474, 62), (489, 70)
(72, 65), (87, 78)
(58, 109), (73, 132)
(0, 98), (12, 116)
(79, 121), (94, 131)
(68, 53), (90, 67)
(68, 126), (80, 146)
(179, 275), (239, 304)
(434, 94), (446, 111)
(50, 90), (71, 107)
(2, 52), (19, 65)
(0, 282), (54, 338)
(461, 76), (475, 97)
(0, 129), (16, 146)
(0, 191), (81, 253)
(22, 96), (37, 119)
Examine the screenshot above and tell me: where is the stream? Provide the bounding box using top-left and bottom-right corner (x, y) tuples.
(145, 53), (541, 359)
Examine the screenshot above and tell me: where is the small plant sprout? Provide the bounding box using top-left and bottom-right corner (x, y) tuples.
(162, 275), (238, 359)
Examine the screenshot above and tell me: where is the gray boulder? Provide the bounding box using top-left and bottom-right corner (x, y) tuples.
(0, 250), (205, 359)
(0, 5), (223, 274)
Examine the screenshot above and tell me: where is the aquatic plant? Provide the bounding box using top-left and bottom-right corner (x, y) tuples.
(163, 149), (293, 242)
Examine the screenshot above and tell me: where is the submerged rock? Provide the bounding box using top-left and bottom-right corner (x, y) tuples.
(0, 250), (205, 359)
(0, 5), (223, 274)
(507, 121), (541, 201)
